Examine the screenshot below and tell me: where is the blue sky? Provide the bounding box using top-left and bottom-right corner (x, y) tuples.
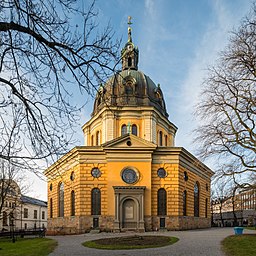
(28, 0), (253, 200)
(81, 0), (251, 150)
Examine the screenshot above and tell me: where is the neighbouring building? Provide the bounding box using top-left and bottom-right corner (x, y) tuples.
(0, 179), (47, 231)
(212, 188), (256, 227)
(44, 21), (214, 235)
(18, 195), (48, 230)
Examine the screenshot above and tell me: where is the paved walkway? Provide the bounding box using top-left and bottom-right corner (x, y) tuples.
(48, 227), (256, 256)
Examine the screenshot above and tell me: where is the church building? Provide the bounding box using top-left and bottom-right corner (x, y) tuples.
(44, 22), (214, 234)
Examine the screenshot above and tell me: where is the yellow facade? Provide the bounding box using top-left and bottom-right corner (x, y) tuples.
(44, 26), (213, 234)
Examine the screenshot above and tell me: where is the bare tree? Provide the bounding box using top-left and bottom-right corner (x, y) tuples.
(231, 185), (239, 226)
(0, 0), (119, 172)
(194, 3), (256, 189)
(211, 180), (230, 227)
(210, 188), (215, 226)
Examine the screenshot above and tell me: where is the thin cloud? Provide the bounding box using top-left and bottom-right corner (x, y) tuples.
(145, 0), (155, 17)
(175, 1), (248, 151)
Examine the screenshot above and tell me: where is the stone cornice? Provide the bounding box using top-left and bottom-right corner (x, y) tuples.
(44, 145), (214, 181)
(113, 186), (146, 190)
(102, 133), (157, 149)
(43, 146), (105, 177)
(153, 147), (214, 179)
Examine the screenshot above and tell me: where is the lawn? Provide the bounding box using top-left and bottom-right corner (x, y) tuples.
(245, 227), (256, 230)
(83, 235), (179, 250)
(0, 237), (57, 256)
(222, 234), (256, 256)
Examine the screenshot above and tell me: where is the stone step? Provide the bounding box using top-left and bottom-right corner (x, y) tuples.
(90, 229), (100, 234)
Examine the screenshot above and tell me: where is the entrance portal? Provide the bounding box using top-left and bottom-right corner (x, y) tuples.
(122, 199), (137, 229)
(113, 186), (145, 232)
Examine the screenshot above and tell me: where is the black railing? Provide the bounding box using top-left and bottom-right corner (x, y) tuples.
(0, 228), (46, 238)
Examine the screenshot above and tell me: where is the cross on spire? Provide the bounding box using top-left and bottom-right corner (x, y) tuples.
(128, 16), (132, 42)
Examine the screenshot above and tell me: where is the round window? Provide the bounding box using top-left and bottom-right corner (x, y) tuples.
(91, 168), (101, 178)
(157, 168), (167, 178)
(126, 140), (132, 146)
(121, 168), (138, 184)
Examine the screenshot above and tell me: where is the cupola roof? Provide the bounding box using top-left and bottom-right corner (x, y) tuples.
(92, 17), (168, 118)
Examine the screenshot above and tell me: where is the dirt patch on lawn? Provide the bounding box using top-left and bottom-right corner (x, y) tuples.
(83, 235), (179, 250)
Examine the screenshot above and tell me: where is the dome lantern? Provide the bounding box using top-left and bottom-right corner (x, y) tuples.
(121, 16), (139, 71)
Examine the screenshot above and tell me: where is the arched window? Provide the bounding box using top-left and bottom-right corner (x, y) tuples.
(71, 190), (75, 216)
(96, 131), (100, 146)
(165, 135), (168, 146)
(91, 188), (101, 215)
(125, 84), (133, 94)
(9, 212), (14, 226)
(121, 124), (127, 135)
(157, 188), (167, 216)
(128, 57), (132, 67)
(58, 182), (64, 217)
(194, 182), (200, 217)
(3, 211), (7, 226)
(97, 96), (101, 106)
(91, 135), (94, 146)
(159, 131), (163, 146)
(50, 198), (53, 218)
(132, 124), (137, 136)
(184, 171), (188, 181)
(205, 198), (208, 218)
(183, 190), (187, 216)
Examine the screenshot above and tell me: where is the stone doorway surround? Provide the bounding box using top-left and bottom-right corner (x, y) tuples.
(113, 186), (146, 232)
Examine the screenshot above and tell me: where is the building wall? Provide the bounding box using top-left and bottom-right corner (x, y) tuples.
(17, 203), (47, 230)
(46, 145), (212, 234)
(0, 200), (20, 231)
(212, 189), (256, 227)
(82, 108), (176, 147)
(0, 196), (47, 231)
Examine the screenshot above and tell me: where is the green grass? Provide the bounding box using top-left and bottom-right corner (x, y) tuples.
(222, 234), (256, 256)
(0, 237), (57, 256)
(83, 235), (179, 250)
(245, 227), (256, 230)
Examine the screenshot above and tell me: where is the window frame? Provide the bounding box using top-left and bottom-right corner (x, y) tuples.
(183, 190), (187, 216)
(121, 124), (127, 136)
(157, 188), (167, 216)
(91, 188), (101, 215)
(159, 131), (163, 146)
(24, 208), (28, 218)
(34, 209), (37, 219)
(3, 211), (8, 226)
(131, 124), (137, 136)
(205, 198), (208, 218)
(194, 182), (200, 217)
(96, 131), (100, 146)
(50, 198), (53, 218)
(71, 190), (75, 216)
(58, 182), (64, 217)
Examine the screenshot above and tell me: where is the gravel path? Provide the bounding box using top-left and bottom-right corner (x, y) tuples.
(48, 227), (256, 256)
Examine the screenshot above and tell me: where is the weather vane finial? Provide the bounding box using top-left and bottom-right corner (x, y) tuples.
(127, 16), (132, 42)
